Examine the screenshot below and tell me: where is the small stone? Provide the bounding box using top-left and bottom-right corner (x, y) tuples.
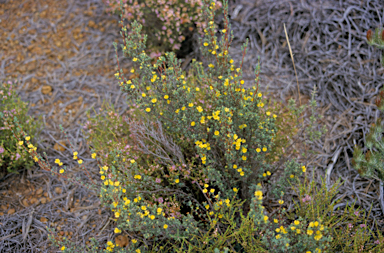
(22, 199), (29, 207)
(36, 188), (43, 195)
(30, 197), (37, 204)
(53, 141), (66, 152)
(115, 234), (129, 247)
(41, 85), (52, 95)
(55, 187), (62, 194)
(40, 197), (47, 204)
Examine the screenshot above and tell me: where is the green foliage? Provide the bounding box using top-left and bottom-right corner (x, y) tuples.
(352, 32), (384, 181)
(43, 0), (384, 252)
(366, 27), (384, 67)
(0, 78), (43, 177)
(102, 0), (223, 59)
(287, 174), (384, 252)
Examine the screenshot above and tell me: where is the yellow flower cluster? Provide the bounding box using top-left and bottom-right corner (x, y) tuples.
(106, 241), (115, 252)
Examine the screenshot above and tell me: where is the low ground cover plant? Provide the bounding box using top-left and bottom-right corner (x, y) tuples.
(102, 0), (222, 60)
(0, 78), (43, 178)
(352, 28), (384, 181)
(4, 0), (384, 252)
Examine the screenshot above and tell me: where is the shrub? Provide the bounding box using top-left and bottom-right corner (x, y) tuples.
(352, 28), (384, 182)
(102, 0), (223, 60)
(0, 78), (43, 178)
(45, 0), (335, 251)
(11, 0), (382, 252)
(366, 27), (384, 67)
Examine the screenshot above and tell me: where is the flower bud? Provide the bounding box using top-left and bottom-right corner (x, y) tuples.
(382, 29), (384, 41)
(367, 29), (373, 42)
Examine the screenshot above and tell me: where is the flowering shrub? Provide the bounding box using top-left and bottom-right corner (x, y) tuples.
(102, 0), (222, 60)
(5, 0), (381, 252)
(0, 78), (43, 177)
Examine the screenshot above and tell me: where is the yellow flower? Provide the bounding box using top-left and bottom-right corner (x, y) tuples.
(263, 173), (266, 177)
(175, 179), (179, 183)
(133, 57), (138, 62)
(59, 169), (64, 174)
(210, 189), (215, 193)
(191, 122), (195, 126)
(130, 159), (135, 163)
(233, 188), (238, 192)
(146, 108), (151, 112)
(150, 215), (155, 220)
(267, 171), (271, 176)
(279, 200), (284, 205)
(203, 189), (208, 193)
(18, 141), (23, 146)
(114, 227), (121, 233)
(258, 93), (262, 97)
(204, 42), (208, 46)
(61, 246), (66, 250)
(25, 136), (30, 141)
(114, 181), (120, 186)
(101, 175), (105, 180)
(294, 220), (300, 225)
(163, 224), (168, 229)
(132, 239), (137, 244)
(296, 229), (301, 234)
(151, 98), (157, 103)
(78, 159), (83, 164)
(130, 68), (135, 73)
(266, 111), (271, 116)
(307, 229), (314, 235)
(256, 148), (261, 153)
(214, 130), (219, 136)
(302, 166), (306, 172)
(115, 212), (120, 218)
(233, 164), (237, 169)
(276, 234), (281, 239)
(92, 153), (96, 159)
(262, 147), (267, 152)
(290, 174), (294, 178)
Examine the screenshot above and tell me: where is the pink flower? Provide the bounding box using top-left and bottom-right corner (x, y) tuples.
(348, 223), (353, 229)
(156, 178), (161, 183)
(0, 147), (4, 154)
(375, 240), (380, 244)
(158, 197), (163, 203)
(360, 224), (366, 228)
(354, 211), (359, 217)
(301, 195), (311, 203)
(15, 153), (20, 161)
